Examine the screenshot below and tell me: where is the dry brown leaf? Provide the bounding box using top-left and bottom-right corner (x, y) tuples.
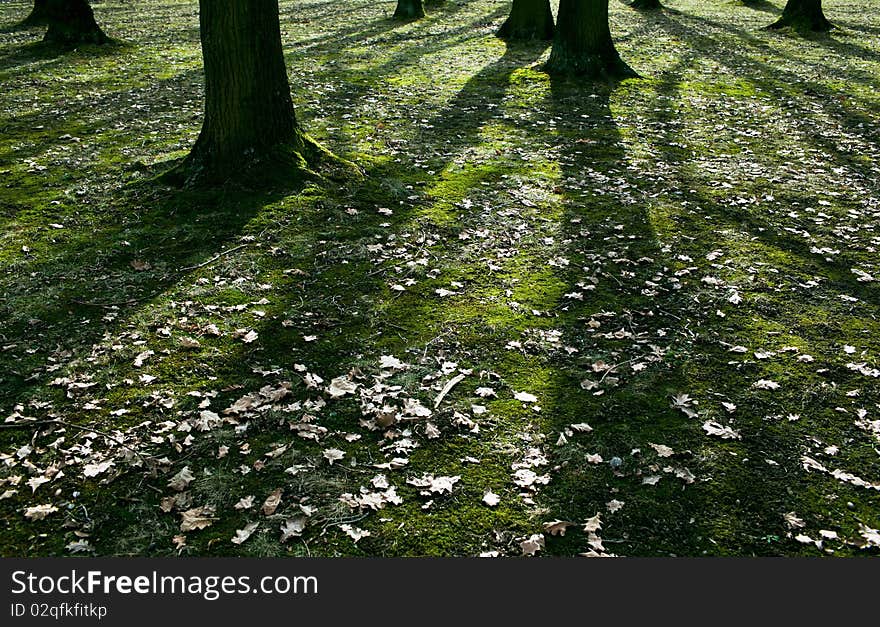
(179, 506), (215, 532)
(262, 489), (283, 516)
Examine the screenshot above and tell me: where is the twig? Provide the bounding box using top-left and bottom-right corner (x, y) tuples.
(179, 243), (251, 272)
(434, 373), (466, 408)
(0, 419), (153, 461)
(71, 297), (148, 309)
(598, 357), (640, 383)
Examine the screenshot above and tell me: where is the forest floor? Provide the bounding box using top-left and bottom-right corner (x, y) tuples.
(1, 0), (879, 557)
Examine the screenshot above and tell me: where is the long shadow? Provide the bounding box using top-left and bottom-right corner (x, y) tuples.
(532, 62), (832, 554)
(734, 0), (781, 15)
(0, 182), (289, 409)
(0, 0), (518, 411)
(2, 33), (550, 551)
(645, 10), (880, 306)
(0, 37), (127, 73)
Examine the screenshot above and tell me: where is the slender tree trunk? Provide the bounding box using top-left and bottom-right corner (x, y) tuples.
(545, 0), (637, 79)
(169, 0), (330, 186)
(498, 0), (555, 41)
(20, 0), (49, 27)
(630, 0), (661, 10)
(768, 0), (832, 31)
(393, 0), (425, 20)
(44, 0), (109, 45)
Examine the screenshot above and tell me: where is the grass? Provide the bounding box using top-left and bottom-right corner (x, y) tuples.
(1, 0), (879, 557)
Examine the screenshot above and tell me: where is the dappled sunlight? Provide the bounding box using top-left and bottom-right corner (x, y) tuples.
(1, 0), (879, 557)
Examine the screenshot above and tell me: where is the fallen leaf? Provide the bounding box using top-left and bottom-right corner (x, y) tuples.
(513, 391), (538, 403)
(327, 376), (358, 398)
(543, 520), (575, 536)
(262, 489), (283, 516)
(649, 443), (674, 458)
(234, 495), (255, 510)
(168, 466), (195, 491)
(606, 499), (625, 513)
(340, 524), (371, 543)
(231, 522), (259, 545)
(180, 506), (215, 532)
(582, 513), (602, 534)
(702, 420), (742, 440)
(24, 504), (58, 520)
(323, 448), (345, 465)
(280, 517), (307, 542)
(520, 534), (545, 556)
(482, 490), (500, 507)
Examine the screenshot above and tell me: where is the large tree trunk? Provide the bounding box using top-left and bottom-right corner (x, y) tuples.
(544, 0), (637, 79)
(169, 0), (330, 187)
(768, 0), (832, 31)
(630, 0), (661, 10)
(498, 0), (555, 41)
(20, 0), (49, 27)
(44, 0), (109, 45)
(393, 0), (425, 20)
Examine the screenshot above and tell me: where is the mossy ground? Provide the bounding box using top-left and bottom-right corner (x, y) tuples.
(1, 0), (879, 557)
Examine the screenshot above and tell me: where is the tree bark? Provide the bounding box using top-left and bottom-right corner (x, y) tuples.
(630, 0), (661, 10)
(43, 0), (109, 45)
(170, 0), (327, 186)
(498, 0), (555, 41)
(20, 0), (49, 27)
(768, 0), (832, 31)
(393, 0), (425, 20)
(545, 0), (637, 79)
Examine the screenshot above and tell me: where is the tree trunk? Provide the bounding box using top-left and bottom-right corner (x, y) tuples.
(498, 0), (555, 41)
(393, 0), (425, 20)
(169, 0), (330, 186)
(630, 0), (661, 10)
(20, 0), (49, 27)
(544, 0), (637, 79)
(44, 0), (109, 45)
(768, 0), (832, 31)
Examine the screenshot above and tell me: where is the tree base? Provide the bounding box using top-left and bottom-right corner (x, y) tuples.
(17, 11), (50, 29)
(767, 15), (833, 32)
(630, 0), (662, 10)
(497, 22), (554, 41)
(44, 24), (109, 46)
(393, 4), (425, 20)
(497, 16), (554, 41)
(544, 52), (639, 81)
(160, 134), (360, 189)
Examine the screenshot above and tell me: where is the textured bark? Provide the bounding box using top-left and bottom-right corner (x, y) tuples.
(20, 0), (49, 27)
(393, 0), (425, 20)
(769, 0), (832, 31)
(630, 0), (661, 10)
(44, 0), (108, 45)
(175, 0), (318, 185)
(497, 0), (554, 41)
(545, 0), (637, 79)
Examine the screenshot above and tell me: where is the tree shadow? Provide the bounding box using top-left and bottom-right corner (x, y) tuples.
(0, 181), (292, 408)
(0, 37), (127, 73)
(528, 65), (835, 554)
(734, 0), (781, 15)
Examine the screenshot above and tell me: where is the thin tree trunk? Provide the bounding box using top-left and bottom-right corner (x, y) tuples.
(498, 0), (555, 41)
(393, 0), (425, 20)
(545, 0), (637, 79)
(44, 0), (109, 45)
(20, 0), (49, 27)
(768, 0), (832, 31)
(630, 0), (661, 10)
(169, 0), (330, 186)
